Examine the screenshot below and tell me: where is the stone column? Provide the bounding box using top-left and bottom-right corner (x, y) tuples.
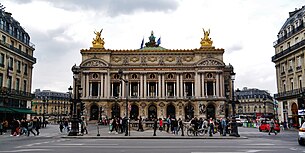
(140, 74), (143, 98)
(162, 74), (165, 98)
(201, 73), (205, 98)
(216, 73), (219, 97)
(100, 74), (104, 98)
(158, 74), (161, 97)
(180, 74), (183, 97)
(176, 74), (180, 97)
(194, 72), (199, 97)
(144, 74), (147, 98)
(85, 73), (89, 97)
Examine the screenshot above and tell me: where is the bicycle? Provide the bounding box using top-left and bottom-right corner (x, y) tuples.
(186, 125), (207, 136)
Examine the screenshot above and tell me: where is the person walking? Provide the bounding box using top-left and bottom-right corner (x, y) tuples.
(166, 116), (171, 133)
(268, 119), (277, 135)
(153, 118), (158, 136)
(159, 118), (163, 132)
(0, 120), (3, 135)
(221, 118), (227, 136)
(172, 118), (178, 135)
(33, 117), (40, 135)
(138, 116), (143, 132)
(27, 119), (36, 136)
(59, 121), (64, 133)
(209, 118), (214, 137)
(178, 118), (184, 136)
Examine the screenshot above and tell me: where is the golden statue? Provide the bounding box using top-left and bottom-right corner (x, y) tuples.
(200, 28), (213, 47)
(92, 29), (105, 48)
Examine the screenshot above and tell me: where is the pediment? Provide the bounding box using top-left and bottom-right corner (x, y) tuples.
(197, 59), (224, 66)
(80, 58), (109, 67)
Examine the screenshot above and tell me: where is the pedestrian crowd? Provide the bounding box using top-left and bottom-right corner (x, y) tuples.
(0, 117), (41, 136)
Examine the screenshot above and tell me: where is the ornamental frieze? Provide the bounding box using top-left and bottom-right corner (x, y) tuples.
(183, 56), (193, 62)
(166, 56), (175, 62)
(198, 59), (223, 66)
(112, 56), (121, 63)
(130, 57), (139, 63)
(148, 56), (157, 62)
(82, 60), (107, 67)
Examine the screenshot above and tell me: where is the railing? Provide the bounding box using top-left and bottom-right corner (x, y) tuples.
(272, 39), (305, 62)
(0, 87), (34, 98)
(0, 23), (35, 49)
(274, 87), (305, 99)
(0, 40), (36, 63)
(273, 23), (305, 46)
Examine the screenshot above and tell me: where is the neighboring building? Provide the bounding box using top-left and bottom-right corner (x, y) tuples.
(272, 6), (305, 127)
(0, 5), (36, 122)
(32, 89), (71, 123)
(32, 89), (72, 121)
(72, 29), (236, 122)
(235, 87), (275, 120)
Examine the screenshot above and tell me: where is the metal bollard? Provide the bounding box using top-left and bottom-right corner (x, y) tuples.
(97, 124), (100, 136)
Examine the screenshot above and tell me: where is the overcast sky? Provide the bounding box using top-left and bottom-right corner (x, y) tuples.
(2, 0), (304, 95)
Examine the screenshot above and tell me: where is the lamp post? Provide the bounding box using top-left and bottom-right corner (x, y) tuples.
(263, 97), (267, 121)
(68, 65), (82, 136)
(229, 71), (240, 137)
(118, 69), (129, 136)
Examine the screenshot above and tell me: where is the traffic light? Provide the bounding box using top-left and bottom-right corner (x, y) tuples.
(81, 102), (85, 114)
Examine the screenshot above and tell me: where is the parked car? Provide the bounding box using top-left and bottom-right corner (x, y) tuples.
(298, 122), (305, 145)
(259, 120), (280, 132)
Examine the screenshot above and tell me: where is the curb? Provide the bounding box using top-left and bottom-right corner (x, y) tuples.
(61, 136), (248, 139)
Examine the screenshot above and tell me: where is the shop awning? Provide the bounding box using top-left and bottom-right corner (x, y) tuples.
(0, 107), (14, 113)
(10, 108), (37, 114)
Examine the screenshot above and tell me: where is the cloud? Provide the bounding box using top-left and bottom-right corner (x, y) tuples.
(226, 44), (243, 54)
(8, 0), (180, 17)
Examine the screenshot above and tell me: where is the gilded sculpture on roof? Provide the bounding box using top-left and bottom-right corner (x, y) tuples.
(92, 29), (105, 48)
(200, 28), (213, 47)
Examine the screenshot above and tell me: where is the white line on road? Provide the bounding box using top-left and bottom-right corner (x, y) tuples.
(0, 149), (51, 152)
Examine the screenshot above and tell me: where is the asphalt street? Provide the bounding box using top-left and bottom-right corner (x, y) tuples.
(0, 124), (303, 153)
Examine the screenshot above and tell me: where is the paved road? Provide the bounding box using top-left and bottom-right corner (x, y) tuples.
(0, 124), (303, 153)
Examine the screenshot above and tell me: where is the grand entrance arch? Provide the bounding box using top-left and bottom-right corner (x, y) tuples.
(167, 104), (176, 118)
(184, 103), (194, 121)
(148, 105), (157, 119)
(206, 104), (216, 119)
(130, 104), (139, 120)
(111, 103), (120, 118)
(90, 104), (99, 120)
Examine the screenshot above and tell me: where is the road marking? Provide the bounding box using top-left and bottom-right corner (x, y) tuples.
(0, 149), (51, 152)
(192, 151), (264, 153)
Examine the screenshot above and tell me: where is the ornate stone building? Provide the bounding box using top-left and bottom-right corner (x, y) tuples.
(32, 89), (71, 123)
(74, 28), (235, 121)
(235, 87), (275, 119)
(272, 6), (305, 127)
(0, 6), (36, 122)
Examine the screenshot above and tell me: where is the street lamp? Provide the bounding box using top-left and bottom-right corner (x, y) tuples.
(118, 68), (129, 136)
(229, 71), (240, 137)
(68, 65), (82, 136)
(263, 97), (267, 121)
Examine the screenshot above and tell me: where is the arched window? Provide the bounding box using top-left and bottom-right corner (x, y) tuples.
(167, 74), (174, 79)
(149, 74), (155, 79)
(92, 73), (98, 79)
(132, 74), (138, 79)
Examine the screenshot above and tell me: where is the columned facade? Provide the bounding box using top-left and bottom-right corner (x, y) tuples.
(74, 29), (235, 121)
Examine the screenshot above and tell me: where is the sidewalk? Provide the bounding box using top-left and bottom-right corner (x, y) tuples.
(0, 123), (248, 139)
(62, 123), (248, 139)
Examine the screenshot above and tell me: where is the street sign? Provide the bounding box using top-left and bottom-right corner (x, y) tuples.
(298, 110), (305, 116)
